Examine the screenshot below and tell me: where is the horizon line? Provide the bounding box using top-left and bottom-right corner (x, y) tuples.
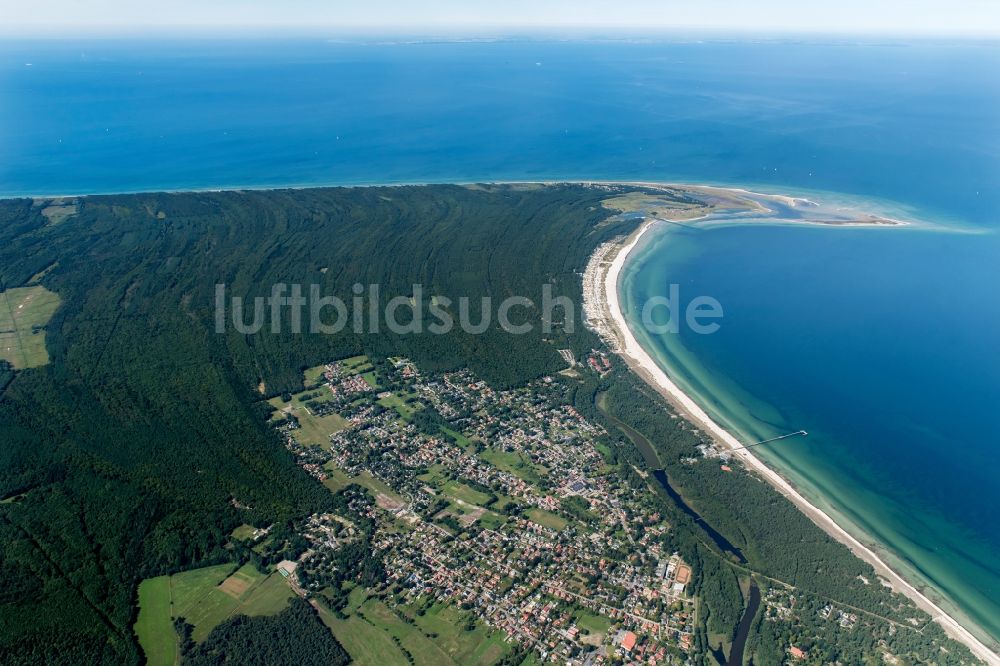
(3, 24), (1000, 40)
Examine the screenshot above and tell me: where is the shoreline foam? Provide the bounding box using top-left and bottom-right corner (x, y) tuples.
(583, 206), (1000, 665)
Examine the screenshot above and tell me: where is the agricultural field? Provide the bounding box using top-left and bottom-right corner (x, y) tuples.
(0, 285), (61, 369)
(134, 563), (294, 665)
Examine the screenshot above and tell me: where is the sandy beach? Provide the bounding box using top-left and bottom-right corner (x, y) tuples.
(583, 209), (1000, 665)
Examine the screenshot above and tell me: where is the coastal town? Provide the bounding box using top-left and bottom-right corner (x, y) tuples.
(265, 355), (699, 664)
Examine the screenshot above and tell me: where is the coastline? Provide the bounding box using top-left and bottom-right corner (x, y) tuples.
(13, 177), (992, 658)
(583, 214), (1000, 665)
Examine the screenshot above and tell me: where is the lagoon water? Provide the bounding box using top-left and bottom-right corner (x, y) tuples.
(2, 36), (998, 643)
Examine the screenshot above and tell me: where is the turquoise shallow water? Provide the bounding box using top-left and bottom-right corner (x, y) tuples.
(1, 36), (998, 643)
(620, 212), (1000, 644)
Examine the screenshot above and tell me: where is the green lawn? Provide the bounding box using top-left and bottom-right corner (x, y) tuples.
(519, 652), (544, 666)
(440, 425), (473, 449)
(480, 448), (546, 484)
(361, 371), (380, 389)
(574, 610), (613, 635)
(293, 409), (349, 447)
(490, 494), (520, 512)
(417, 463), (449, 485)
(268, 391), (349, 448)
(525, 508), (568, 531)
(322, 463), (355, 493)
(340, 355), (372, 373)
(361, 598), (457, 665)
(179, 565), (291, 641)
(477, 510), (507, 530)
(302, 364), (329, 387)
(378, 392), (418, 419)
(169, 563), (239, 619)
(297, 391), (336, 408)
(320, 464), (406, 505)
(355, 471), (406, 504)
(303, 356), (373, 387)
(134, 563), (235, 661)
(441, 480), (492, 506)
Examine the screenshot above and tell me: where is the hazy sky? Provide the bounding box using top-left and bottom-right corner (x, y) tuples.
(2, 0), (999, 36)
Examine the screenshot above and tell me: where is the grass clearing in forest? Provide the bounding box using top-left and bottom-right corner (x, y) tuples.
(134, 576), (177, 666)
(134, 562), (294, 662)
(269, 388), (349, 448)
(230, 524), (258, 541)
(0, 285), (61, 369)
(293, 409), (350, 447)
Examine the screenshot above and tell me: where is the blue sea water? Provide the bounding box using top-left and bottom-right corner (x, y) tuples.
(1, 36), (998, 645)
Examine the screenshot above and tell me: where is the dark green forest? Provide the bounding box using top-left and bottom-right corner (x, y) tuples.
(0, 184), (977, 664)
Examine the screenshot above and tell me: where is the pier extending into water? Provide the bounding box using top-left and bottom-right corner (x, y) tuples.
(731, 430), (808, 452)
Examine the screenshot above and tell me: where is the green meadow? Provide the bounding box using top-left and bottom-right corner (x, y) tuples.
(134, 563), (294, 665)
(0, 285), (61, 369)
